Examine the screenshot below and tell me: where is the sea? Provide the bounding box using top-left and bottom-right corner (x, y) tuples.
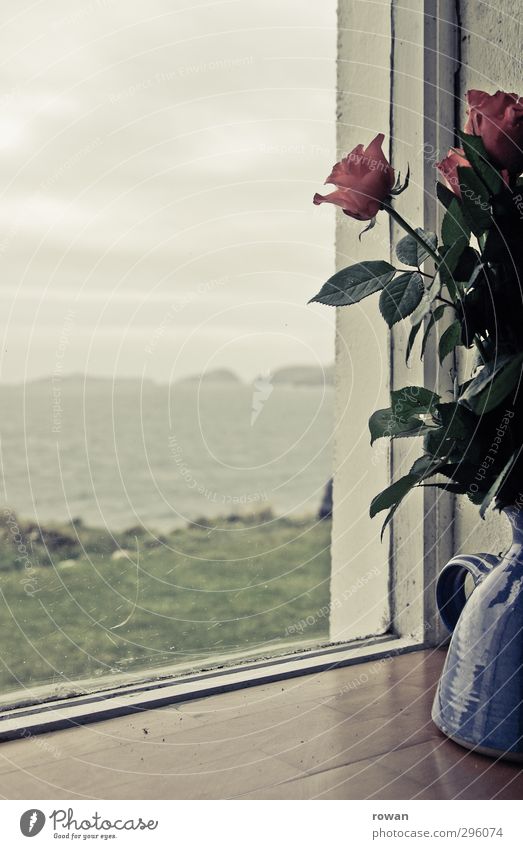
(0, 376), (334, 531)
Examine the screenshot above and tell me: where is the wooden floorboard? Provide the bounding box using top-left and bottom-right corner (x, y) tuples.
(0, 648), (521, 799)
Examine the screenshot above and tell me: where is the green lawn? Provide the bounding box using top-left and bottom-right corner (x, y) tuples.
(0, 512), (331, 700)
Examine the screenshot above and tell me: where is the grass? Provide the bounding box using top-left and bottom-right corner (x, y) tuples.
(0, 511), (331, 700)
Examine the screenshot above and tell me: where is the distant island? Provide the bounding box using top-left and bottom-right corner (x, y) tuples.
(271, 364), (334, 387)
(1, 364), (335, 391)
(179, 365), (334, 387)
(178, 368), (241, 386)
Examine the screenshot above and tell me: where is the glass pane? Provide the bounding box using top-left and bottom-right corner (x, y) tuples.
(0, 0), (336, 704)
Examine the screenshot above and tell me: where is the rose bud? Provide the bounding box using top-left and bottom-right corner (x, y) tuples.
(313, 133), (395, 221)
(464, 89), (523, 176)
(436, 147), (471, 198)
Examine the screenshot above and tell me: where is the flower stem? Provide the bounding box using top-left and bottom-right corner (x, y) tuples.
(436, 296), (456, 308)
(383, 201), (440, 265)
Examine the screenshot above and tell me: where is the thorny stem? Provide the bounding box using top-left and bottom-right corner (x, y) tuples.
(383, 202), (441, 265)
(436, 296), (455, 308)
(384, 200), (492, 365)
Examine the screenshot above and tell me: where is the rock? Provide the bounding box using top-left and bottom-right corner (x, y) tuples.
(111, 549), (133, 561)
(318, 479), (333, 520)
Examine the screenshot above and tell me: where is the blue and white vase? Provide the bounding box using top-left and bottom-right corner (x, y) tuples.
(432, 506), (523, 760)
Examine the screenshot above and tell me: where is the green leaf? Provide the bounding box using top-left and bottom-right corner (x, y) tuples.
(467, 262), (487, 288)
(420, 305), (446, 360)
(378, 503), (402, 540)
(439, 236), (469, 283)
(481, 227), (507, 264)
(439, 239), (469, 275)
(409, 454), (442, 478)
(439, 320), (462, 365)
(436, 181), (457, 210)
(434, 402), (478, 440)
(406, 320), (422, 364)
(438, 238), (469, 301)
(391, 385), (439, 410)
(423, 402), (481, 468)
(479, 450), (520, 519)
(370, 452), (445, 536)
(379, 272), (424, 327)
(370, 473), (418, 519)
(409, 274), (441, 326)
(309, 261), (396, 307)
(441, 198), (471, 247)
(369, 408), (431, 444)
(459, 354), (523, 415)
(395, 229), (438, 267)
(369, 385), (439, 445)
(457, 167), (493, 236)
(453, 247), (482, 288)
(458, 132), (505, 197)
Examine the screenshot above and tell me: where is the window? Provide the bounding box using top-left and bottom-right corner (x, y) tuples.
(0, 0), (338, 706)
(0, 0), (455, 723)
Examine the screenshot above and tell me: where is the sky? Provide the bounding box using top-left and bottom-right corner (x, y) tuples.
(0, 0), (337, 383)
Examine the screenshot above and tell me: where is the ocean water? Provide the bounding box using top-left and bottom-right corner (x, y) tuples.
(0, 377), (334, 531)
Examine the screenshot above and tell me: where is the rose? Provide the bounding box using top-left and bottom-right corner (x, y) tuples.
(464, 89), (523, 175)
(436, 147), (471, 198)
(313, 133), (395, 221)
(437, 145), (509, 199)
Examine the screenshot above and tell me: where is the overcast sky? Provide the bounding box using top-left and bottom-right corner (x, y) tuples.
(0, 0), (336, 383)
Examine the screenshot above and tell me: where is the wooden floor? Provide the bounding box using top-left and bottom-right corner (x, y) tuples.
(0, 649), (521, 799)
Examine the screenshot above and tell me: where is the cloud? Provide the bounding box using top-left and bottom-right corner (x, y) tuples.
(0, 0), (336, 380)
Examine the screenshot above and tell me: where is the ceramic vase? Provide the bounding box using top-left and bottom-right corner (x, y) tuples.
(432, 507), (523, 760)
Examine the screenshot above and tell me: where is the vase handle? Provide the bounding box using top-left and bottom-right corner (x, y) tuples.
(436, 553), (501, 632)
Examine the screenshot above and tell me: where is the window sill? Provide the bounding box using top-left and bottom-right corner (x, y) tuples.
(1, 648), (522, 799)
(0, 634), (425, 742)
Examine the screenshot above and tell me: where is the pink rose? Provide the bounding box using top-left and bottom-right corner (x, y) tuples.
(464, 89), (523, 175)
(436, 147), (471, 198)
(313, 133), (395, 221)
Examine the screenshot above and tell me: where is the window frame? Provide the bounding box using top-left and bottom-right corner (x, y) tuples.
(331, 0), (459, 646)
(389, 0), (459, 644)
(0, 633), (421, 741)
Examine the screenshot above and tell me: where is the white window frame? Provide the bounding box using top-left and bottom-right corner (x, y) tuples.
(331, 0), (458, 646)
(0, 0), (458, 741)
